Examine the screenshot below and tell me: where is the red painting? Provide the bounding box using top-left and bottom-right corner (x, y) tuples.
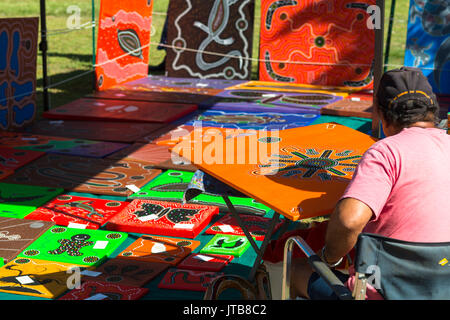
(177, 253), (234, 272)
(106, 199), (219, 239)
(0, 146), (44, 172)
(58, 280), (149, 300)
(43, 98), (197, 124)
(117, 235), (200, 265)
(88, 89), (213, 105)
(24, 119), (165, 143)
(0, 168), (13, 180)
(25, 194), (130, 230)
(158, 268), (223, 292)
(259, 0), (375, 89)
(95, 0), (153, 90)
(205, 213), (284, 241)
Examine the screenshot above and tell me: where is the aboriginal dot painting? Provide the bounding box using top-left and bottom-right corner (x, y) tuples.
(24, 194), (130, 230)
(22, 119), (165, 143)
(17, 226), (128, 267)
(404, 0), (450, 94)
(80, 258), (169, 287)
(158, 268), (223, 292)
(199, 89), (345, 113)
(107, 143), (198, 172)
(95, 0), (153, 90)
(59, 280), (149, 300)
(114, 75), (245, 96)
(205, 213), (283, 241)
(0, 146), (44, 172)
(259, 0), (375, 89)
(320, 97), (373, 118)
(116, 235), (200, 266)
(173, 123), (377, 221)
(42, 98), (198, 124)
(200, 234), (251, 257)
(185, 109), (320, 130)
(0, 18), (38, 130)
(165, 0), (255, 80)
(2, 154), (162, 197)
(87, 88), (215, 105)
(177, 253), (234, 272)
(128, 170), (273, 216)
(0, 168), (13, 181)
(0, 217), (54, 264)
(226, 80), (353, 92)
(0, 131), (129, 158)
(0, 258), (89, 299)
(0, 182), (63, 219)
(106, 199), (219, 239)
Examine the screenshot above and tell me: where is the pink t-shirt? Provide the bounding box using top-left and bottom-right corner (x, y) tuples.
(341, 126), (450, 299)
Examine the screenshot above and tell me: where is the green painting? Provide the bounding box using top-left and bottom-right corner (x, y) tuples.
(200, 234), (251, 257)
(128, 170), (273, 216)
(17, 226), (128, 266)
(0, 183), (63, 219)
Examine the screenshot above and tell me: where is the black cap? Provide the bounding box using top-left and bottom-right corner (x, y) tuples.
(376, 67), (438, 114)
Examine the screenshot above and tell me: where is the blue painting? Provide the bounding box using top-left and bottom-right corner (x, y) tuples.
(184, 109), (320, 130)
(0, 18), (38, 130)
(199, 89), (344, 113)
(404, 0), (450, 94)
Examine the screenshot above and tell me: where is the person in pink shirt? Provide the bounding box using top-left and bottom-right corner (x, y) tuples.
(276, 67), (450, 300)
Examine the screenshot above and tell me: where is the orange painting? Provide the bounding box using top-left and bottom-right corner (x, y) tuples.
(95, 0), (153, 90)
(116, 235), (200, 265)
(172, 123), (377, 221)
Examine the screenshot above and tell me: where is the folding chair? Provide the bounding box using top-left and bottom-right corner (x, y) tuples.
(282, 233), (450, 300)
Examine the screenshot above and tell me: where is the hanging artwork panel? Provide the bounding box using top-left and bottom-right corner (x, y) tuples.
(165, 0), (255, 80)
(404, 0), (450, 94)
(0, 18), (38, 130)
(259, 0), (375, 89)
(95, 0), (153, 90)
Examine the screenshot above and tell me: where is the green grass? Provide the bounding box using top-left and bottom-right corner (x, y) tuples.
(0, 0), (411, 118)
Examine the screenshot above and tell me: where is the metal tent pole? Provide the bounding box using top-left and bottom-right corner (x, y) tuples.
(39, 0), (49, 111)
(92, 0), (97, 91)
(372, 0), (385, 139)
(384, 0), (396, 72)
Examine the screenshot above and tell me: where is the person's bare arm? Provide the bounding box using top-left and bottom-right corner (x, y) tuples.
(322, 197), (373, 264)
